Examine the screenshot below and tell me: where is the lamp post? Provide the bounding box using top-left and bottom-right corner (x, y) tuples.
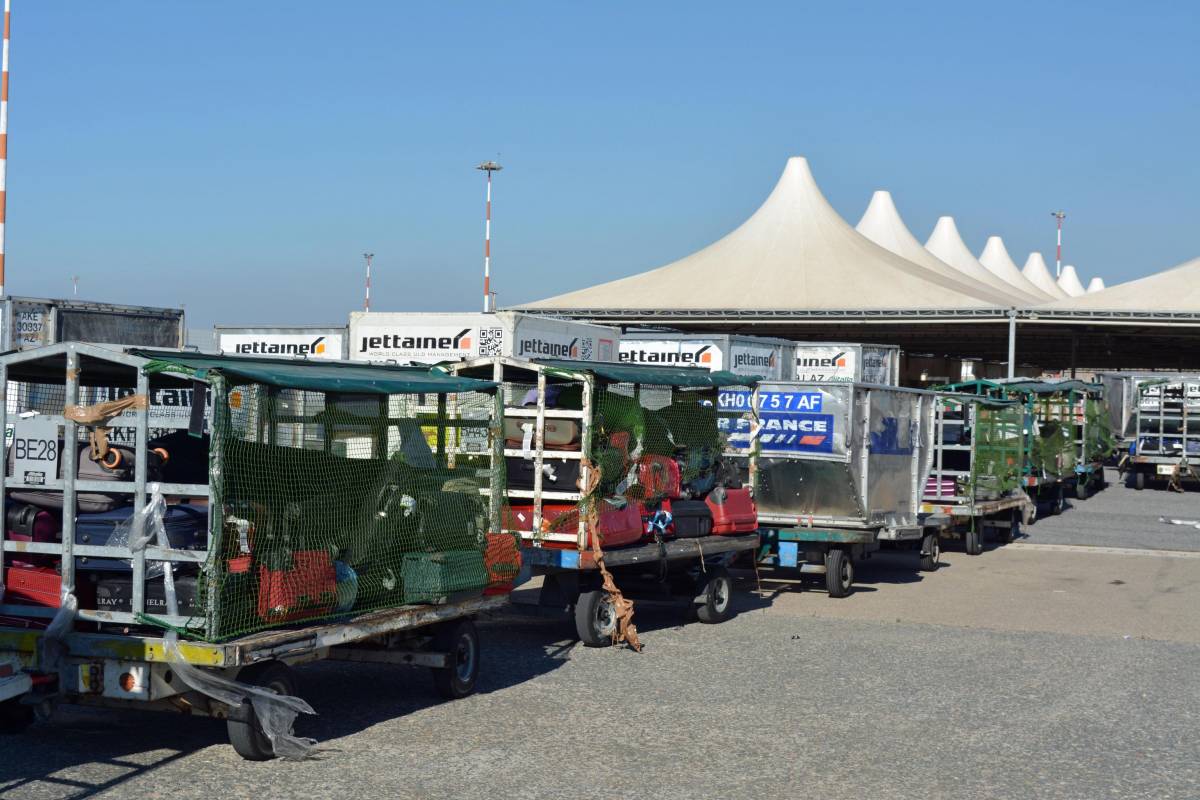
(477, 160), (502, 313)
(363, 252), (374, 312)
(1051, 210), (1065, 278)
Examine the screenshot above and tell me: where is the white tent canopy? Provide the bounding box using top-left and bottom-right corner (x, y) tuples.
(1057, 265), (1087, 297)
(977, 236), (1053, 300)
(1022, 252), (1070, 299)
(855, 192), (1015, 305)
(519, 157), (1004, 312)
(1041, 257), (1200, 312)
(924, 217), (1041, 304)
(1086, 277), (1105, 293)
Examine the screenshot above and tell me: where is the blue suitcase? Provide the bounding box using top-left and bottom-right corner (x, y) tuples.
(74, 504), (208, 571)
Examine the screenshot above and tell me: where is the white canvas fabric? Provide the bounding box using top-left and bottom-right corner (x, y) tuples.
(1086, 277), (1105, 293)
(923, 216), (1041, 304)
(855, 194), (1016, 306)
(1040, 257), (1200, 311)
(1057, 265), (1087, 297)
(977, 236), (1053, 301)
(1022, 252), (1070, 299)
(519, 157), (1005, 311)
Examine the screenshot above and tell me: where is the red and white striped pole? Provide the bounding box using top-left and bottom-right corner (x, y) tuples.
(363, 252), (373, 312)
(1051, 210), (1065, 279)
(477, 160), (502, 313)
(0, 0), (11, 297)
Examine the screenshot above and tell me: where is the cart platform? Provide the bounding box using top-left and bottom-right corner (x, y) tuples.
(522, 533), (759, 572)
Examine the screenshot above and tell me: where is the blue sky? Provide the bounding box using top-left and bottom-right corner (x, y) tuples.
(9, 2), (1197, 326)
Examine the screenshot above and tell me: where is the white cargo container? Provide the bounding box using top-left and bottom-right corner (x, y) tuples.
(348, 311), (620, 364)
(619, 332), (794, 380)
(792, 342), (901, 385)
(214, 324), (349, 360)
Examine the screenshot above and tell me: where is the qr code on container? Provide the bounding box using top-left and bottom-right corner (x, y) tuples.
(579, 338), (593, 361)
(478, 327), (504, 356)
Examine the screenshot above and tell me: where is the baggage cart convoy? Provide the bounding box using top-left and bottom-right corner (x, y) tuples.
(724, 381), (940, 597)
(1127, 378), (1200, 491)
(450, 357), (760, 648)
(0, 343), (520, 759)
(921, 393), (1030, 554)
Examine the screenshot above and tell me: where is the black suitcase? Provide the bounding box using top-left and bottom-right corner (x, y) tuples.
(669, 499), (713, 539)
(75, 503), (208, 571)
(147, 430), (211, 486)
(504, 455), (582, 492)
(87, 569), (203, 617)
(8, 443), (164, 513)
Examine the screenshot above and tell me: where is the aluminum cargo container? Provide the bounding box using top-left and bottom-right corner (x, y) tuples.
(214, 324), (349, 360)
(792, 342), (901, 384)
(349, 311), (620, 365)
(0, 296), (184, 351)
(619, 332), (794, 380)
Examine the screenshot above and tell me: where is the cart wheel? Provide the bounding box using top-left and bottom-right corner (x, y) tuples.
(918, 532), (940, 572)
(429, 618), (480, 700)
(575, 589), (617, 647)
(1134, 471), (1146, 491)
(825, 549), (853, 598)
(996, 510), (1019, 545)
(1075, 478), (1089, 500)
(0, 698), (34, 735)
(1051, 487), (1065, 515)
(226, 661), (297, 762)
(1023, 502), (1037, 526)
(964, 527), (983, 556)
(695, 566), (734, 624)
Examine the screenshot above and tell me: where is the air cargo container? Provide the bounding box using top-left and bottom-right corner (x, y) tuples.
(214, 325), (349, 360)
(793, 342), (901, 385)
(619, 332), (794, 381)
(349, 312), (620, 365)
(0, 296), (184, 351)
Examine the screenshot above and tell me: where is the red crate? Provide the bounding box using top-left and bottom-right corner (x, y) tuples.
(4, 565), (62, 607)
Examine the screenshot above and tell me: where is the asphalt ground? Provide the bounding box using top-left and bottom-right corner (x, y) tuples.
(2, 474), (1199, 800)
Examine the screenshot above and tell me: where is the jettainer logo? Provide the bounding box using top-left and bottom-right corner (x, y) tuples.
(220, 333), (345, 360)
(234, 336), (328, 357)
(518, 336), (579, 359)
(358, 328), (474, 357)
(732, 350), (777, 370)
(620, 342), (714, 366)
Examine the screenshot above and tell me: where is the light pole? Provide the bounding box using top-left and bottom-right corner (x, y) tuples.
(1051, 210), (1065, 278)
(477, 160), (502, 313)
(363, 252), (374, 312)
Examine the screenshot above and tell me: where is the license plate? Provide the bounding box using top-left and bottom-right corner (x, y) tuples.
(1157, 465), (1176, 475)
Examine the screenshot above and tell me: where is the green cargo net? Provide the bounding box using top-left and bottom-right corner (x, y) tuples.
(1028, 395), (1078, 480)
(1084, 396), (1117, 464)
(195, 381), (513, 641)
(970, 404), (1024, 497)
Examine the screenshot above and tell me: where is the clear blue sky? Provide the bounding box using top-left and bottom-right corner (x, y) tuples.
(9, 2), (1197, 326)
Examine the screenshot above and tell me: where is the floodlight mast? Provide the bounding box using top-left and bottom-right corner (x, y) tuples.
(1051, 210), (1066, 278)
(478, 160), (503, 313)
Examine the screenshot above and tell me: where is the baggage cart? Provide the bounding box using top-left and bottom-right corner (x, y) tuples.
(921, 393), (1030, 554)
(726, 381), (940, 597)
(450, 357), (760, 647)
(1128, 378), (1200, 491)
(0, 343), (518, 759)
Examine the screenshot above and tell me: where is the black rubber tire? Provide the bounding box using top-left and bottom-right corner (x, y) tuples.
(0, 698), (34, 734)
(1135, 471), (1146, 491)
(1051, 487), (1065, 516)
(825, 549), (854, 598)
(695, 566), (735, 624)
(574, 589), (617, 647)
(430, 618), (481, 700)
(1075, 478), (1089, 500)
(918, 532), (940, 572)
(226, 661), (297, 762)
(996, 509), (1019, 545)
(964, 527), (983, 556)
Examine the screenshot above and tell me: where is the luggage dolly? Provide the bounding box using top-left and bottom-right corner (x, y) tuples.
(756, 524), (935, 598)
(919, 495), (1029, 556)
(522, 533), (760, 647)
(0, 593), (507, 760)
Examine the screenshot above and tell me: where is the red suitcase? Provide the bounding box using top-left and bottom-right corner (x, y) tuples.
(3, 565), (62, 607)
(257, 550), (337, 624)
(706, 487), (758, 534)
(636, 455), (682, 501)
(6, 504), (61, 567)
(505, 500), (644, 550)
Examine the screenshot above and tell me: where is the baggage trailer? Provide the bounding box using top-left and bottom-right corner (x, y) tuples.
(1128, 378), (1200, 491)
(450, 357), (760, 646)
(0, 343), (518, 759)
(726, 381), (940, 597)
(921, 393), (1031, 554)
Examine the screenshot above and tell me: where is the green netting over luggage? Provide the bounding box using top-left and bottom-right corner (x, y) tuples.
(1029, 396), (1078, 480)
(1084, 396), (1116, 464)
(970, 404), (1024, 497)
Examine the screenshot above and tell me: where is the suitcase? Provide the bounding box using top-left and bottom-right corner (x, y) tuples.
(6, 504), (61, 567)
(147, 430), (211, 486)
(87, 569), (203, 617)
(505, 455), (582, 492)
(665, 499), (713, 538)
(257, 549), (338, 624)
(636, 454), (682, 500)
(9, 443), (165, 513)
(504, 500), (644, 550)
(3, 564), (62, 607)
(705, 487), (757, 534)
(74, 504), (208, 571)
(483, 533), (521, 594)
(401, 550), (488, 604)
(503, 417), (581, 450)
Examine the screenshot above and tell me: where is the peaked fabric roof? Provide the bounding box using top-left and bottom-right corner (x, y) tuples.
(1086, 277), (1105, 293)
(1057, 265), (1087, 297)
(1022, 252), (1069, 299)
(1039, 256), (1200, 312)
(923, 216), (1041, 304)
(977, 236), (1052, 300)
(518, 157), (1003, 312)
(855, 193), (1016, 306)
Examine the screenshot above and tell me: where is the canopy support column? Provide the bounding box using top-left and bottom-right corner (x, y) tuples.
(1006, 311), (1017, 379)
(1070, 332), (1078, 379)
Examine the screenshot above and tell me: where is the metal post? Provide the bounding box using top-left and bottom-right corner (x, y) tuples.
(488, 359), (504, 537)
(477, 161), (503, 313)
(0, 0), (11, 297)
(1006, 311), (1017, 379)
(1069, 332), (1078, 379)
(60, 348), (80, 598)
(363, 253), (374, 312)
(1051, 210), (1065, 279)
(130, 367), (150, 617)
